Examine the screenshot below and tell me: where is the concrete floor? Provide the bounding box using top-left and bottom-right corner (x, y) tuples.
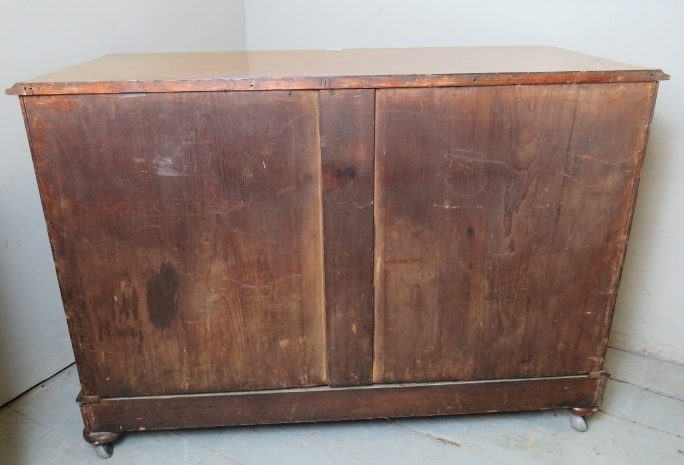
(1, 348), (683, 464)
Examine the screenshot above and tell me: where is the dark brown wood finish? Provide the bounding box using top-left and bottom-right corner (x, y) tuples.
(319, 89), (376, 386)
(373, 83), (658, 384)
(6, 47), (667, 96)
(24, 91), (327, 397)
(9, 48), (667, 449)
(80, 374), (605, 433)
(82, 430), (120, 446)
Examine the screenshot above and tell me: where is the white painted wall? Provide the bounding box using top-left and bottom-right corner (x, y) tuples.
(0, 0), (246, 406)
(246, 0), (684, 363)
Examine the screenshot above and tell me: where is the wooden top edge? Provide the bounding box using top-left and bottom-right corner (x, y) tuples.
(6, 46), (669, 96)
(6, 70), (668, 96)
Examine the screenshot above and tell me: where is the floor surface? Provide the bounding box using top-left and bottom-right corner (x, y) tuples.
(1, 347), (683, 464)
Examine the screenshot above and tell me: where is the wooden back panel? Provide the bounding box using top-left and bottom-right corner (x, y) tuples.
(21, 80), (659, 397)
(373, 83), (657, 383)
(24, 91), (326, 397)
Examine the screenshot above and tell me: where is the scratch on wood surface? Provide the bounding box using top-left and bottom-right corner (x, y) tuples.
(226, 202), (248, 214)
(243, 152), (258, 164)
(437, 172), (453, 183)
(228, 274), (301, 289)
(563, 173), (597, 187)
(389, 108), (481, 120)
(277, 185), (296, 196)
(446, 153), (511, 168)
(573, 154), (635, 165)
(82, 238), (100, 259)
(429, 218), (458, 227)
(446, 148), (480, 157)
(135, 224), (162, 232)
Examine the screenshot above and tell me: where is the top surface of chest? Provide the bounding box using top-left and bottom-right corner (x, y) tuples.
(6, 46), (668, 96)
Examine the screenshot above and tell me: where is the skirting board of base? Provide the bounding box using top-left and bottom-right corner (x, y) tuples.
(79, 373), (608, 433)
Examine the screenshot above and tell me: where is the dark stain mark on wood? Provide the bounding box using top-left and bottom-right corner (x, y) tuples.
(333, 167), (356, 178)
(322, 166), (358, 191)
(146, 263), (179, 330)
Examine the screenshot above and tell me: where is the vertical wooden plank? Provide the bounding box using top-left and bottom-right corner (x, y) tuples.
(319, 89), (375, 386)
(373, 83), (657, 384)
(24, 91), (326, 397)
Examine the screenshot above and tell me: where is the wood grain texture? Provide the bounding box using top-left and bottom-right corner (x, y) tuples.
(24, 91), (326, 397)
(319, 90), (375, 386)
(80, 374), (605, 433)
(11, 48), (665, 442)
(373, 83), (658, 384)
(6, 46), (668, 95)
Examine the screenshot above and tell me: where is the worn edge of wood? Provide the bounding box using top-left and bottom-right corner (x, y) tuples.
(594, 372), (610, 407)
(596, 82), (660, 369)
(81, 375), (603, 432)
(76, 389), (102, 404)
(6, 69), (669, 96)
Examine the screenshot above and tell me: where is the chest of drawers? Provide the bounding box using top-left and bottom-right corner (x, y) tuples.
(7, 46), (667, 458)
